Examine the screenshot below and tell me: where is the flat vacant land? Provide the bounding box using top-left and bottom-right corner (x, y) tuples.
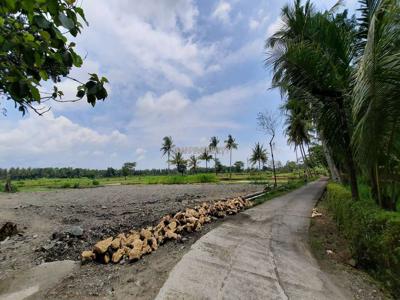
(0, 183), (261, 299)
(0, 172), (302, 192)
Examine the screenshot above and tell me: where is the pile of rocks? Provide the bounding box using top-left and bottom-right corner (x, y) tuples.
(81, 196), (253, 264)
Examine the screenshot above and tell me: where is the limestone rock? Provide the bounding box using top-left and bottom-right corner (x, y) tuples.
(111, 237), (121, 249)
(167, 221), (177, 232)
(112, 248), (125, 263)
(81, 250), (95, 262)
(140, 228), (153, 240)
(150, 237), (158, 251)
(104, 254), (110, 264)
(132, 238), (143, 250)
(94, 237), (113, 254)
(129, 248), (142, 261)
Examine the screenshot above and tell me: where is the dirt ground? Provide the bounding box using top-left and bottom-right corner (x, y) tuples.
(309, 199), (393, 300)
(0, 183), (261, 299)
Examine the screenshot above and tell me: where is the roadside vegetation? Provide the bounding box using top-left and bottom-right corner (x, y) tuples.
(0, 171), (320, 192)
(268, 0), (399, 294)
(267, 0), (400, 210)
(325, 183), (400, 296)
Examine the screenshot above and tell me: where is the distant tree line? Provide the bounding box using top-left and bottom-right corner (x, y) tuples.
(0, 156), (325, 181)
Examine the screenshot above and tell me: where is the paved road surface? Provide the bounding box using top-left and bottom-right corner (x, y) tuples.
(156, 180), (350, 300)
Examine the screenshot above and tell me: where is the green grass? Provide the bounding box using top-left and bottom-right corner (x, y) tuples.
(0, 171), (315, 192)
(0, 174), (220, 192)
(251, 179), (307, 206)
(218, 172), (301, 182)
(326, 183), (400, 296)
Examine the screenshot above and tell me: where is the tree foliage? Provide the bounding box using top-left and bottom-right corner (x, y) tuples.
(224, 134), (238, 179)
(188, 155), (198, 173)
(0, 0), (108, 115)
(121, 162), (136, 179)
(233, 161), (244, 172)
(169, 151), (187, 175)
(267, 0), (400, 209)
(250, 142), (267, 170)
(199, 148), (212, 170)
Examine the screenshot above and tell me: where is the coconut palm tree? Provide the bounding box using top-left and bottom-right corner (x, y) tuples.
(250, 143), (267, 170)
(266, 0), (360, 200)
(352, 0), (400, 209)
(188, 155), (199, 173)
(169, 151), (187, 176)
(209, 136), (220, 175)
(283, 99), (313, 178)
(199, 148), (213, 172)
(160, 136), (174, 172)
(224, 134), (238, 179)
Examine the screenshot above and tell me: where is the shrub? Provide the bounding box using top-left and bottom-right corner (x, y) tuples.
(61, 183), (71, 189)
(326, 183), (400, 295)
(0, 183), (19, 193)
(92, 180), (100, 186)
(73, 182), (80, 189)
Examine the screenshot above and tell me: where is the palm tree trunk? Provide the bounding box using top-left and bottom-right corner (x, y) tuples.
(295, 147), (301, 178)
(299, 143), (310, 179)
(215, 153), (217, 175)
(337, 97), (359, 201)
(167, 152), (170, 173)
(229, 149), (232, 179)
(269, 139), (277, 188)
(320, 134), (341, 182)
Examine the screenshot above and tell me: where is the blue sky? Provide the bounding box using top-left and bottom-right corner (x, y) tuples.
(0, 0), (358, 170)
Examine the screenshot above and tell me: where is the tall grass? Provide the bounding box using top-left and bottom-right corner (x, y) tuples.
(134, 174), (219, 184)
(0, 174), (220, 192)
(326, 183), (400, 295)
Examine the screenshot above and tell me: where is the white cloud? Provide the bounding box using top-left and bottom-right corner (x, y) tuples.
(72, 0), (215, 91)
(249, 19), (260, 30)
(135, 148), (147, 161)
(267, 17), (284, 37)
(221, 39), (264, 66)
(212, 1), (232, 24)
(248, 10), (270, 31)
(129, 82), (265, 148)
(0, 112), (127, 168)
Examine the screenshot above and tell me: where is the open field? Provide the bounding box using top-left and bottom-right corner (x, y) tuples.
(0, 183), (262, 299)
(0, 172), (305, 192)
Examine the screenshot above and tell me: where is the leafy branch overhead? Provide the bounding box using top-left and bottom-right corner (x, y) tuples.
(0, 0), (108, 115)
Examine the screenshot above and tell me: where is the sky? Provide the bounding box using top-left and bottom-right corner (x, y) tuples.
(0, 0), (359, 170)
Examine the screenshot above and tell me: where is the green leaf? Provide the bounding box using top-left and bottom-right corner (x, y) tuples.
(23, 33), (35, 42)
(46, 0), (59, 16)
(40, 30), (51, 41)
(21, 0), (34, 14)
(71, 51), (83, 67)
(33, 15), (51, 29)
(69, 27), (78, 37)
(5, 0), (16, 10)
(87, 94), (96, 106)
(39, 70), (48, 80)
(30, 86), (40, 101)
(0, 17), (4, 27)
(96, 86), (107, 100)
(76, 89), (85, 98)
(74, 7), (88, 25)
(58, 12), (75, 30)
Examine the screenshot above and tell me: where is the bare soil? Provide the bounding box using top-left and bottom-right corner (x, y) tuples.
(0, 183), (261, 299)
(309, 200), (392, 300)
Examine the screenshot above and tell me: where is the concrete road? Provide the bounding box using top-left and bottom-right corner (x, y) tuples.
(156, 180), (350, 300)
